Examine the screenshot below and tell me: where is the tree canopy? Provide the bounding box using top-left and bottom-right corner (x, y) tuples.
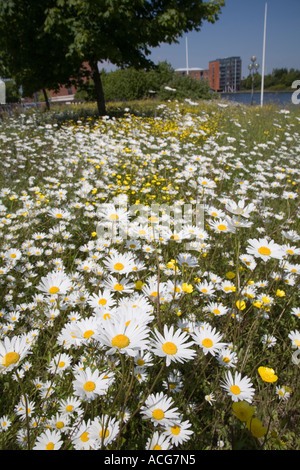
(0, 0), (225, 114)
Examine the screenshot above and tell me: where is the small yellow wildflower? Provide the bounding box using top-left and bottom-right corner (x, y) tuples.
(258, 366), (278, 383)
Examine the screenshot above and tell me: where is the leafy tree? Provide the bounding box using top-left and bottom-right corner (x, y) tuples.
(158, 72), (212, 100)
(44, 0), (225, 115)
(75, 61), (176, 102)
(0, 0), (85, 110)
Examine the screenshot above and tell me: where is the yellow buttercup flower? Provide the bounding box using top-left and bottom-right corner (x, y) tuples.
(135, 280), (144, 290)
(258, 366), (278, 383)
(226, 271), (236, 279)
(236, 300), (246, 311)
(232, 401), (255, 422)
(247, 417), (267, 438)
(181, 283), (193, 293)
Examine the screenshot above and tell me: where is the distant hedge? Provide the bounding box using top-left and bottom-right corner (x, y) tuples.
(75, 62), (214, 103)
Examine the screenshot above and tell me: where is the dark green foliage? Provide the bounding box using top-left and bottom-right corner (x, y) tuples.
(75, 62), (213, 103)
(241, 67), (300, 91)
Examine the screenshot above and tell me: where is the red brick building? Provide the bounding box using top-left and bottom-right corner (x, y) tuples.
(175, 57), (242, 93)
(23, 62), (90, 106)
(175, 67), (211, 83)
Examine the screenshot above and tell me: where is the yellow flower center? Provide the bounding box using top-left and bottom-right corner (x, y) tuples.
(46, 442), (55, 450)
(152, 408), (165, 421)
(162, 342), (177, 355)
(217, 224), (227, 231)
(56, 421), (64, 429)
(80, 432), (89, 442)
(98, 298), (107, 306)
(83, 330), (94, 339)
(294, 339), (300, 347)
(10, 253), (17, 258)
(2, 352), (20, 367)
(114, 283), (124, 291)
(49, 286), (60, 294)
(84, 381), (96, 392)
(230, 385), (241, 395)
(153, 444), (162, 450)
(202, 338), (213, 348)
(114, 262), (124, 271)
(58, 361), (65, 368)
(66, 405), (73, 412)
(223, 357), (230, 363)
(213, 309), (220, 315)
(111, 334), (130, 349)
(109, 214), (119, 220)
(258, 246), (271, 256)
(99, 429), (110, 439)
(171, 425), (181, 435)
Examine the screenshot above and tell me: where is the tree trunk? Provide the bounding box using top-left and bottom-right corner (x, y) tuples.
(90, 60), (106, 116)
(42, 88), (50, 111)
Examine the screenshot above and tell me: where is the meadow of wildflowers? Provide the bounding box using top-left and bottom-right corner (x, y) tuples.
(0, 100), (299, 450)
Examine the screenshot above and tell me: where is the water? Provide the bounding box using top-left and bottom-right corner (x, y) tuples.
(220, 91), (294, 106)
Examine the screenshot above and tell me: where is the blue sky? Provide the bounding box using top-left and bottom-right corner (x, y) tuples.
(148, 0), (300, 78)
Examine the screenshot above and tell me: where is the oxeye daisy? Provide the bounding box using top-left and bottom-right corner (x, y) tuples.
(89, 415), (120, 449)
(14, 395), (35, 421)
(191, 323), (226, 356)
(95, 318), (150, 357)
(72, 367), (114, 402)
(5, 248), (22, 261)
(140, 392), (181, 427)
(102, 252), (136, 276)
(32, 429), (63, 450)
(206, 302), (229, 317)
(0, 415), (12, 432)
(151, 324), (196, 367)
(246, 237), (284, 261)
(290, 307), (300, 319)
(195, 280), (216, 297)
(47, 412), (71, 434)
(37, 270), (73, 296)
(216, 347), (238, 368)
(103, 274), (135, 294)
(69, 317), (101, 346)
(48, 208), (71, 220)
(146, 431), (172, 450)
(209, 216), (236, 234)
(220, 370), (255, 403)
(288, 330), (300, 348)
(0, 335), (32, 373)
(71, 419), (94, 450)
(162, 419), (193, 447)
(276, 385), (292, 401)
(58, 397), (84, 417)
(225, 199), (256, 218)
(47, 352), (72, 376)
(87, 288), (116, 310)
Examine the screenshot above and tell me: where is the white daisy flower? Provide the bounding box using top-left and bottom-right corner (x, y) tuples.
(140, 392), (181, 427)
(220, 370), (255, 403)
(151, 324), (196, 367)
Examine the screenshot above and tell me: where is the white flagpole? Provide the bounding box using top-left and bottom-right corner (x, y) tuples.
(261, 2), (267, 107)
(186, 36), (189, 75)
